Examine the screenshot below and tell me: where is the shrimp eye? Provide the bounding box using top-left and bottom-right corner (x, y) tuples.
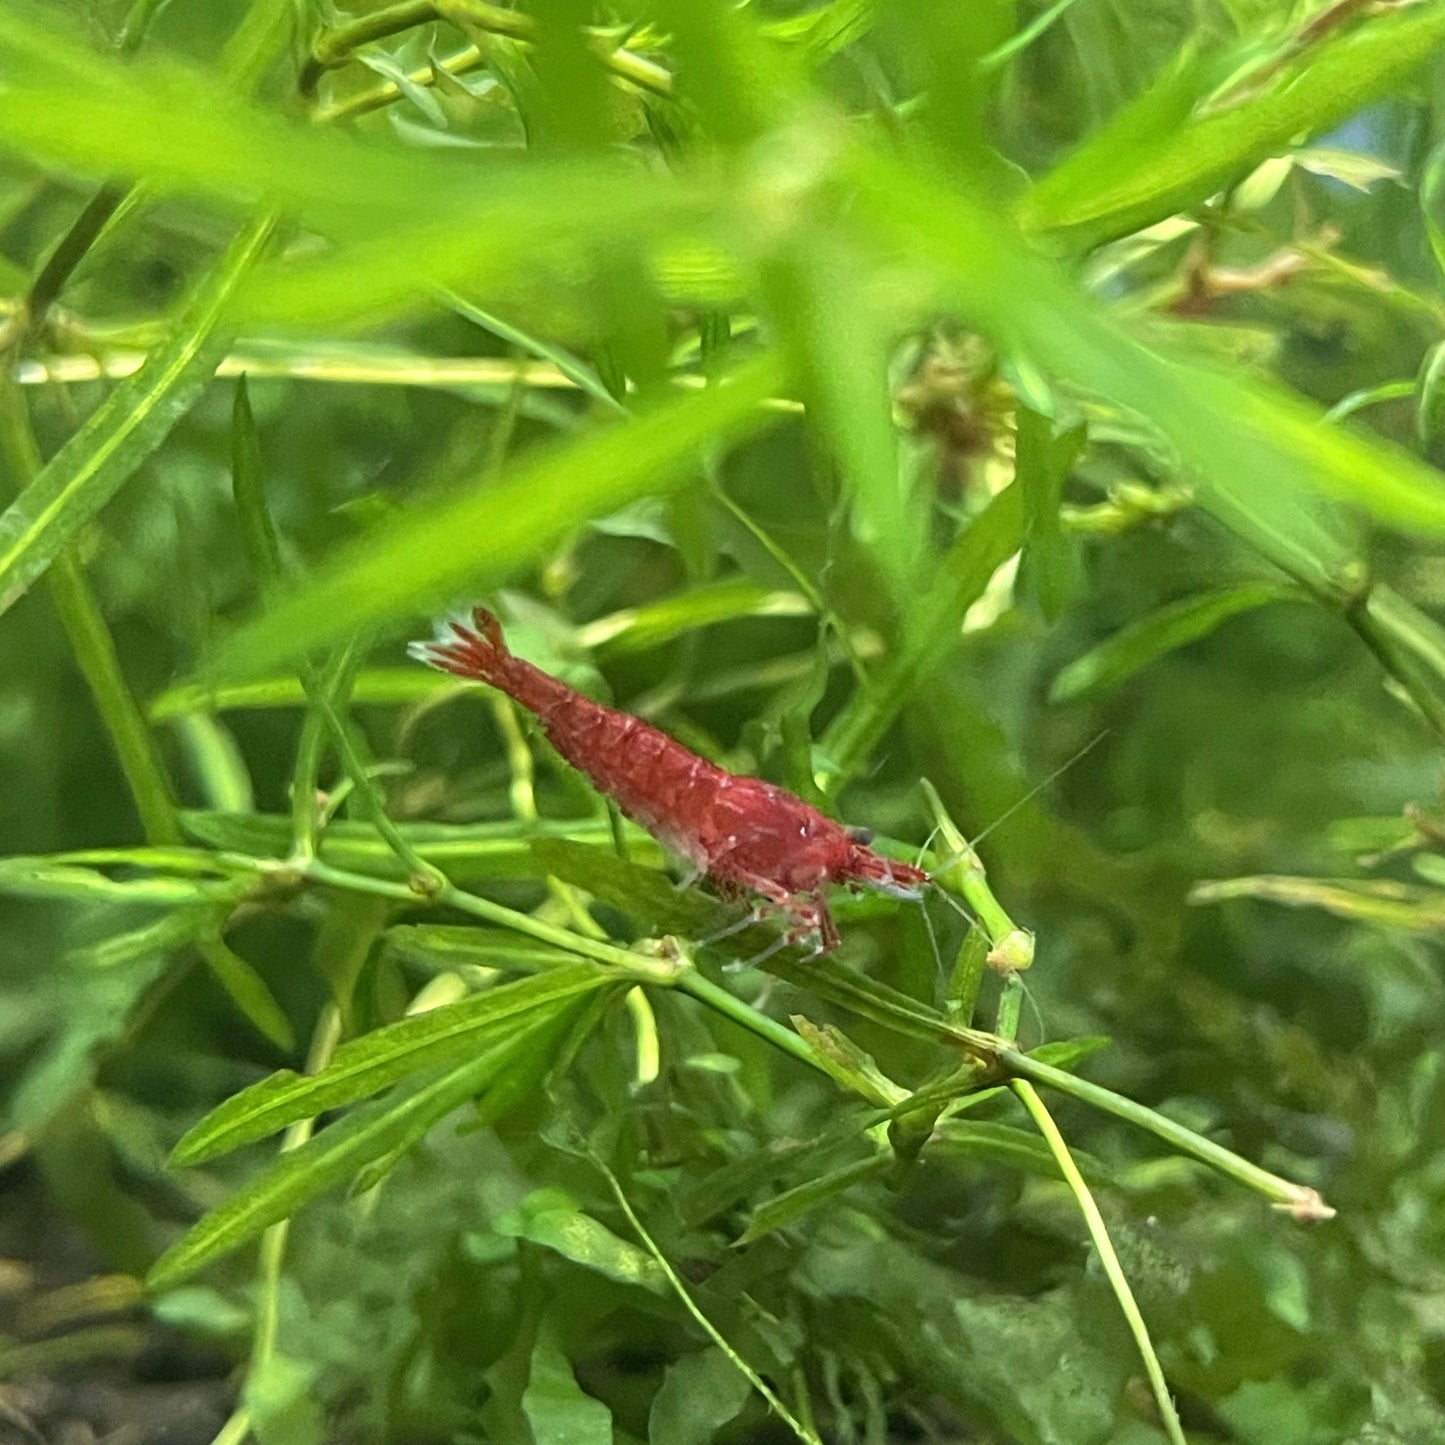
(848, 827), (875, 845)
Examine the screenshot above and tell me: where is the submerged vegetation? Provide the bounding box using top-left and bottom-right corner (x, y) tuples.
(3, 1), (1445, 1441)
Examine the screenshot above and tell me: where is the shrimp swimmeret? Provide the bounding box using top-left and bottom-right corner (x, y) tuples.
(410, 608), (930, 954)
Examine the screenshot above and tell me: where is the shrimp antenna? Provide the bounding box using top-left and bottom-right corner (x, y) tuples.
(912, 824), (943, 869)
(930, 887), (977, 928)
(1019, 975), (1047, 1047)
(914, 888), (947, 989)
(967, 728), (1111, 851)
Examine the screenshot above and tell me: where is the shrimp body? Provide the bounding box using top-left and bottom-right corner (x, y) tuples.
(412, 609), (929, 951)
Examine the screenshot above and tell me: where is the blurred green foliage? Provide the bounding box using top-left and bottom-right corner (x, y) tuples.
(3, 1), (1445, 1442)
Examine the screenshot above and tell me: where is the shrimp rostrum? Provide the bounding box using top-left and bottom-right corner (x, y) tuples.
(411, 608), (929, 955)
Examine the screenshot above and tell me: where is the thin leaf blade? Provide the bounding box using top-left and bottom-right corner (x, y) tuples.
(0, 210), (275, 615)
(1050, 582), (1299, 704)
(171, 964), (612, 1165)
(193, 355), (784, 681)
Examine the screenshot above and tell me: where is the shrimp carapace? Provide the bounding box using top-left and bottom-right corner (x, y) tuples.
(411, 607), (930, 953)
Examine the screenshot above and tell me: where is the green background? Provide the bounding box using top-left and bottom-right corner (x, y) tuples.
(2, 2), (1445, 1441)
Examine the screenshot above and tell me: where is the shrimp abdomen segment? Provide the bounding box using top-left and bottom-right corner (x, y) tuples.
(535, 699), (727, 869)
(417, 610), (719, 861)
(413, 608), (924, 954)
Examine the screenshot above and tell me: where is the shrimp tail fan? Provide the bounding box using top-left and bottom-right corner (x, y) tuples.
(409, 607), (511, 684)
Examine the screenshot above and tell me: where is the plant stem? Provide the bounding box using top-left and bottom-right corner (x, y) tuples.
(1349, 581), (1445, 741)
(207, 945), (346, 1445)
(919, 779), (1021, 950)
(1004, 1050), (1334, 1220)
(314, 43), (486, 123)
(300, 0), (672, 100)
(22, 186), (126, 341)
(1013, 1080), (1186, 1445)
(673, 965), (824, 1074)
(603, 1162), (824, 1445)
(227, 843), (832, 1076)
(994, 974), (1024, 1041)
(0, 384), (181, 846)
(254, 1003), (343, 1356)
(284, 853), (628, 962)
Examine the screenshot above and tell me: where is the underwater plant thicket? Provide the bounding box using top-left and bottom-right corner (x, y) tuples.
(4, 2), (1445, 1442)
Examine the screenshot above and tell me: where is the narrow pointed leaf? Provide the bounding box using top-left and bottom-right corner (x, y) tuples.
(149, 1027), (556, 1290)
(178, 810), (662, 879)
(1050, 582), (1299, 703)
(737, 1156), (884, 1244)
(171, 964), (612, 1165)
(1020, 5), (1445, 250)
(821, 482), (1024, 784)
(1016, 406), (1085, 620)
(0, 857), (238, 906)
(0, 210), (275, 616)
(195, 935), (294, 1052)
(1190, 875), (1445, 932)
(193, 355), (783, 681)
(499, 1199), (667, 1292)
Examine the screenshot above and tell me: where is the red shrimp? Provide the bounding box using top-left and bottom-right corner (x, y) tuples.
(410, 608), (929, 954)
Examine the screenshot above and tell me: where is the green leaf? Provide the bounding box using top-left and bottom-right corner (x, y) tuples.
(0, 11), (673, 240)
(1016, 406), (1085, 621)
(149, 1024), (558, 1289)
(195, 933), (294, 1052)
(766, 231), (920, 598)
(850, 145), (1445, 569)
(230, 375), (283, 594)
(1351, 582), (1445, 738)
(170, 714), (254, 813)
(950, 1288), (1128, 1444)
(1292, 147), (1402, 192)
(13, 915), (210, 1132)
(1424, 138), (1445, 286)
(1049, 582), (1299, 703)
(150, 667), (451, 719)
(649, 1347), (754, 1445)
(0, 210), (275, 616)
(763, 0), (874, 57)
(498, 1192), (667, 1293)
(244, 1352), (325, 1445)
(382, 923), (581, 976)
(445, 291), (624, 414)
(0, 856), (235, 906)
(930, 1119), (1111, 1182)
(774, 952), (971, 1050)
(0, 13), (715, 331)
(1027, 1036), (1112, 1072)
(178, 811), (663, 880)
(790, 1017), (906, 1107)
(38, 845), (247, 875)
(821, 482), (1025, 785)
(239, 171), (709, 330)
(529, 837), (728, 936)
(581, 580), (812, 655)
(1191, 874), (1445, 933)
(676, 1101), (890, 1230)
(1020, 5), (1445, 250)
(193, 354), (783, 681)
(171, 965), (611, 1165)
(738, 1156), (885, 1244)
(979, 0), (1084, 72)
(522, 1324), (614, 1445)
